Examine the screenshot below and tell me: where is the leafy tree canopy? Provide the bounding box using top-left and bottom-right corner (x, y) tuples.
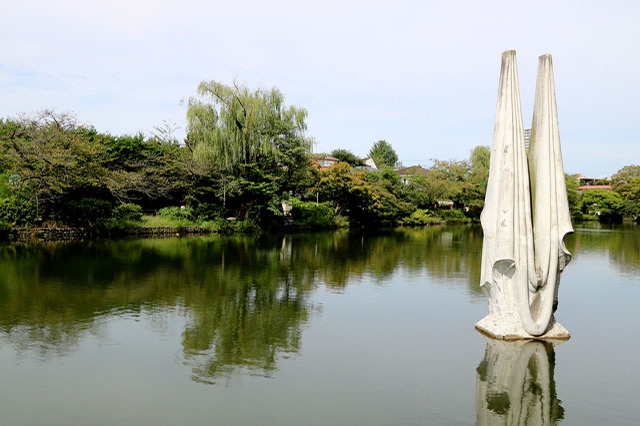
(330, 149), (365, 167)
(368, 140), (398, 168)
(187, 80), (310, 168)
(581, 188), (623, 223)
(611, 165), (640, 219)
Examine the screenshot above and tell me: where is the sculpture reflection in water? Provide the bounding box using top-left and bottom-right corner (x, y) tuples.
(475, 338), (564, 425)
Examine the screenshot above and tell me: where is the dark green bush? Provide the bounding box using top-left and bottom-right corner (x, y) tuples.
(400, 209), (442, 226)
(191, 201), (224, 221)
(290, 198), (335, 229)
(0, 173), (11, 199)
(232, 218), (262, 234)
(54, 198), (114, 227)
(158, 206), (193, 221)
(436, 208), (472, 224)
(112, 203), (143, 222)
(0, 197), (38, 227)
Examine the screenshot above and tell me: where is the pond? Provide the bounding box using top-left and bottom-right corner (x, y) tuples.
(0, 224), (638, 425)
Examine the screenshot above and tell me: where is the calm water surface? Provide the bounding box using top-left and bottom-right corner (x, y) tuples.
(0, 225), (638, 425)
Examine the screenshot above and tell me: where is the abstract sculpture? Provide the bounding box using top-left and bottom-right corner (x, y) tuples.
(476, 51), (573, 340)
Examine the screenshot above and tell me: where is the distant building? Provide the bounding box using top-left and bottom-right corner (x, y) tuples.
(574, 173), (612, 187)
(353, 157), (379, 172)
(524, 128), (531, 149)
(310, 154), (339, 170)
(396, 166), (428, 185)
(364, 158), (378, 170)
(576, 185), (613, 193)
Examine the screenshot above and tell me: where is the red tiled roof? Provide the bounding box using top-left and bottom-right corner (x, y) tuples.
(310, 154), (339, 161)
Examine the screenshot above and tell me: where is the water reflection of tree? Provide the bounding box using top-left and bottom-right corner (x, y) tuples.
(0, 226), (486, 382)
(287, 226), (483, 293)
(566, 224), (640, 278)
(0, 237), (317, 382)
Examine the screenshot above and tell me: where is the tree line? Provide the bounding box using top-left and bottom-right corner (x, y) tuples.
(0, 81), (637, 233)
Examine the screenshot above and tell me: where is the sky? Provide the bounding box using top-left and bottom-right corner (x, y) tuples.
(1, 0), (638, 177)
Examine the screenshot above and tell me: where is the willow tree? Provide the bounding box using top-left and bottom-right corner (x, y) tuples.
(186, 81), (312, 217)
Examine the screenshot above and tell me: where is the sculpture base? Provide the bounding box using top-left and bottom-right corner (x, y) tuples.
(475, 315), (570, 341)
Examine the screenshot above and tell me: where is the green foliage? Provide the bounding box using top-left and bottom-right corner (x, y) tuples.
(0, 111), (110, 219)
(404, 174), (436, 209)
(611, 165), (640, 220)
(186, 81), (313, 224)
(427, 159), (470, 206)
(158, 206), (194, 222)
(320, 162), (377, 224)
(0, 173), (11, 198)
(330, 149), (365, 167)
(187, 80), (309, 168)
(368, 140), (398, 168)
(365, 169), (416, 225)
(190, 200), (225, 222)
(436, 208), (472, 224)
(470, 145), (490, 172)
(53, 198), (114, 227)
(104, 135), (192, 204)
(581, 189), (623, 223)
(112, 203), (143, 222)
(0, 197), (37, 227)
(290, 198), (335, 229)
(5, 94), (607, 234)
(319, 163), (415, 226)
(565, 174), (583, 219)
(400, 209), (442, 226)
(466, 146), (491, 217)
(231, 218), (262, 234)
(333, 214), (349, 228)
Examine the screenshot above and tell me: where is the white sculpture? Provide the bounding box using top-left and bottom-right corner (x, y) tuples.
(476, 51), (573, 340)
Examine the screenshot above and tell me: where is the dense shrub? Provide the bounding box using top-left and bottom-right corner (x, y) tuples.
(232, 218), (262, 234)
(400, 209), (442, 226)
(158, 206), (194, 221)
(112, 203), (143, 222)
(53, 198), (114, 226)
(0, 197), (37, 226)
(0, 173), (11, 199)
(333, 214), (349, 228)
(290, 198), (335, 229)
(435, 208), (472, 224)
(191, 201), (224, 221)
(581, 189), (623, 223)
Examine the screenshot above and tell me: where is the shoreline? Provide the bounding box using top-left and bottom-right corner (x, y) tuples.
(0, 221), (475, 242)
(1, 226), (215, 242)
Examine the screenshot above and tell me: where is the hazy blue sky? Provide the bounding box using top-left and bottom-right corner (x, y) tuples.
(1, 0), (637, 176)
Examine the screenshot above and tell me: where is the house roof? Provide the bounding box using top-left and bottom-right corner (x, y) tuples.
(396, 166), (428, 176)
(576, 185), (613, 190)
(310, 154), (339, 161)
